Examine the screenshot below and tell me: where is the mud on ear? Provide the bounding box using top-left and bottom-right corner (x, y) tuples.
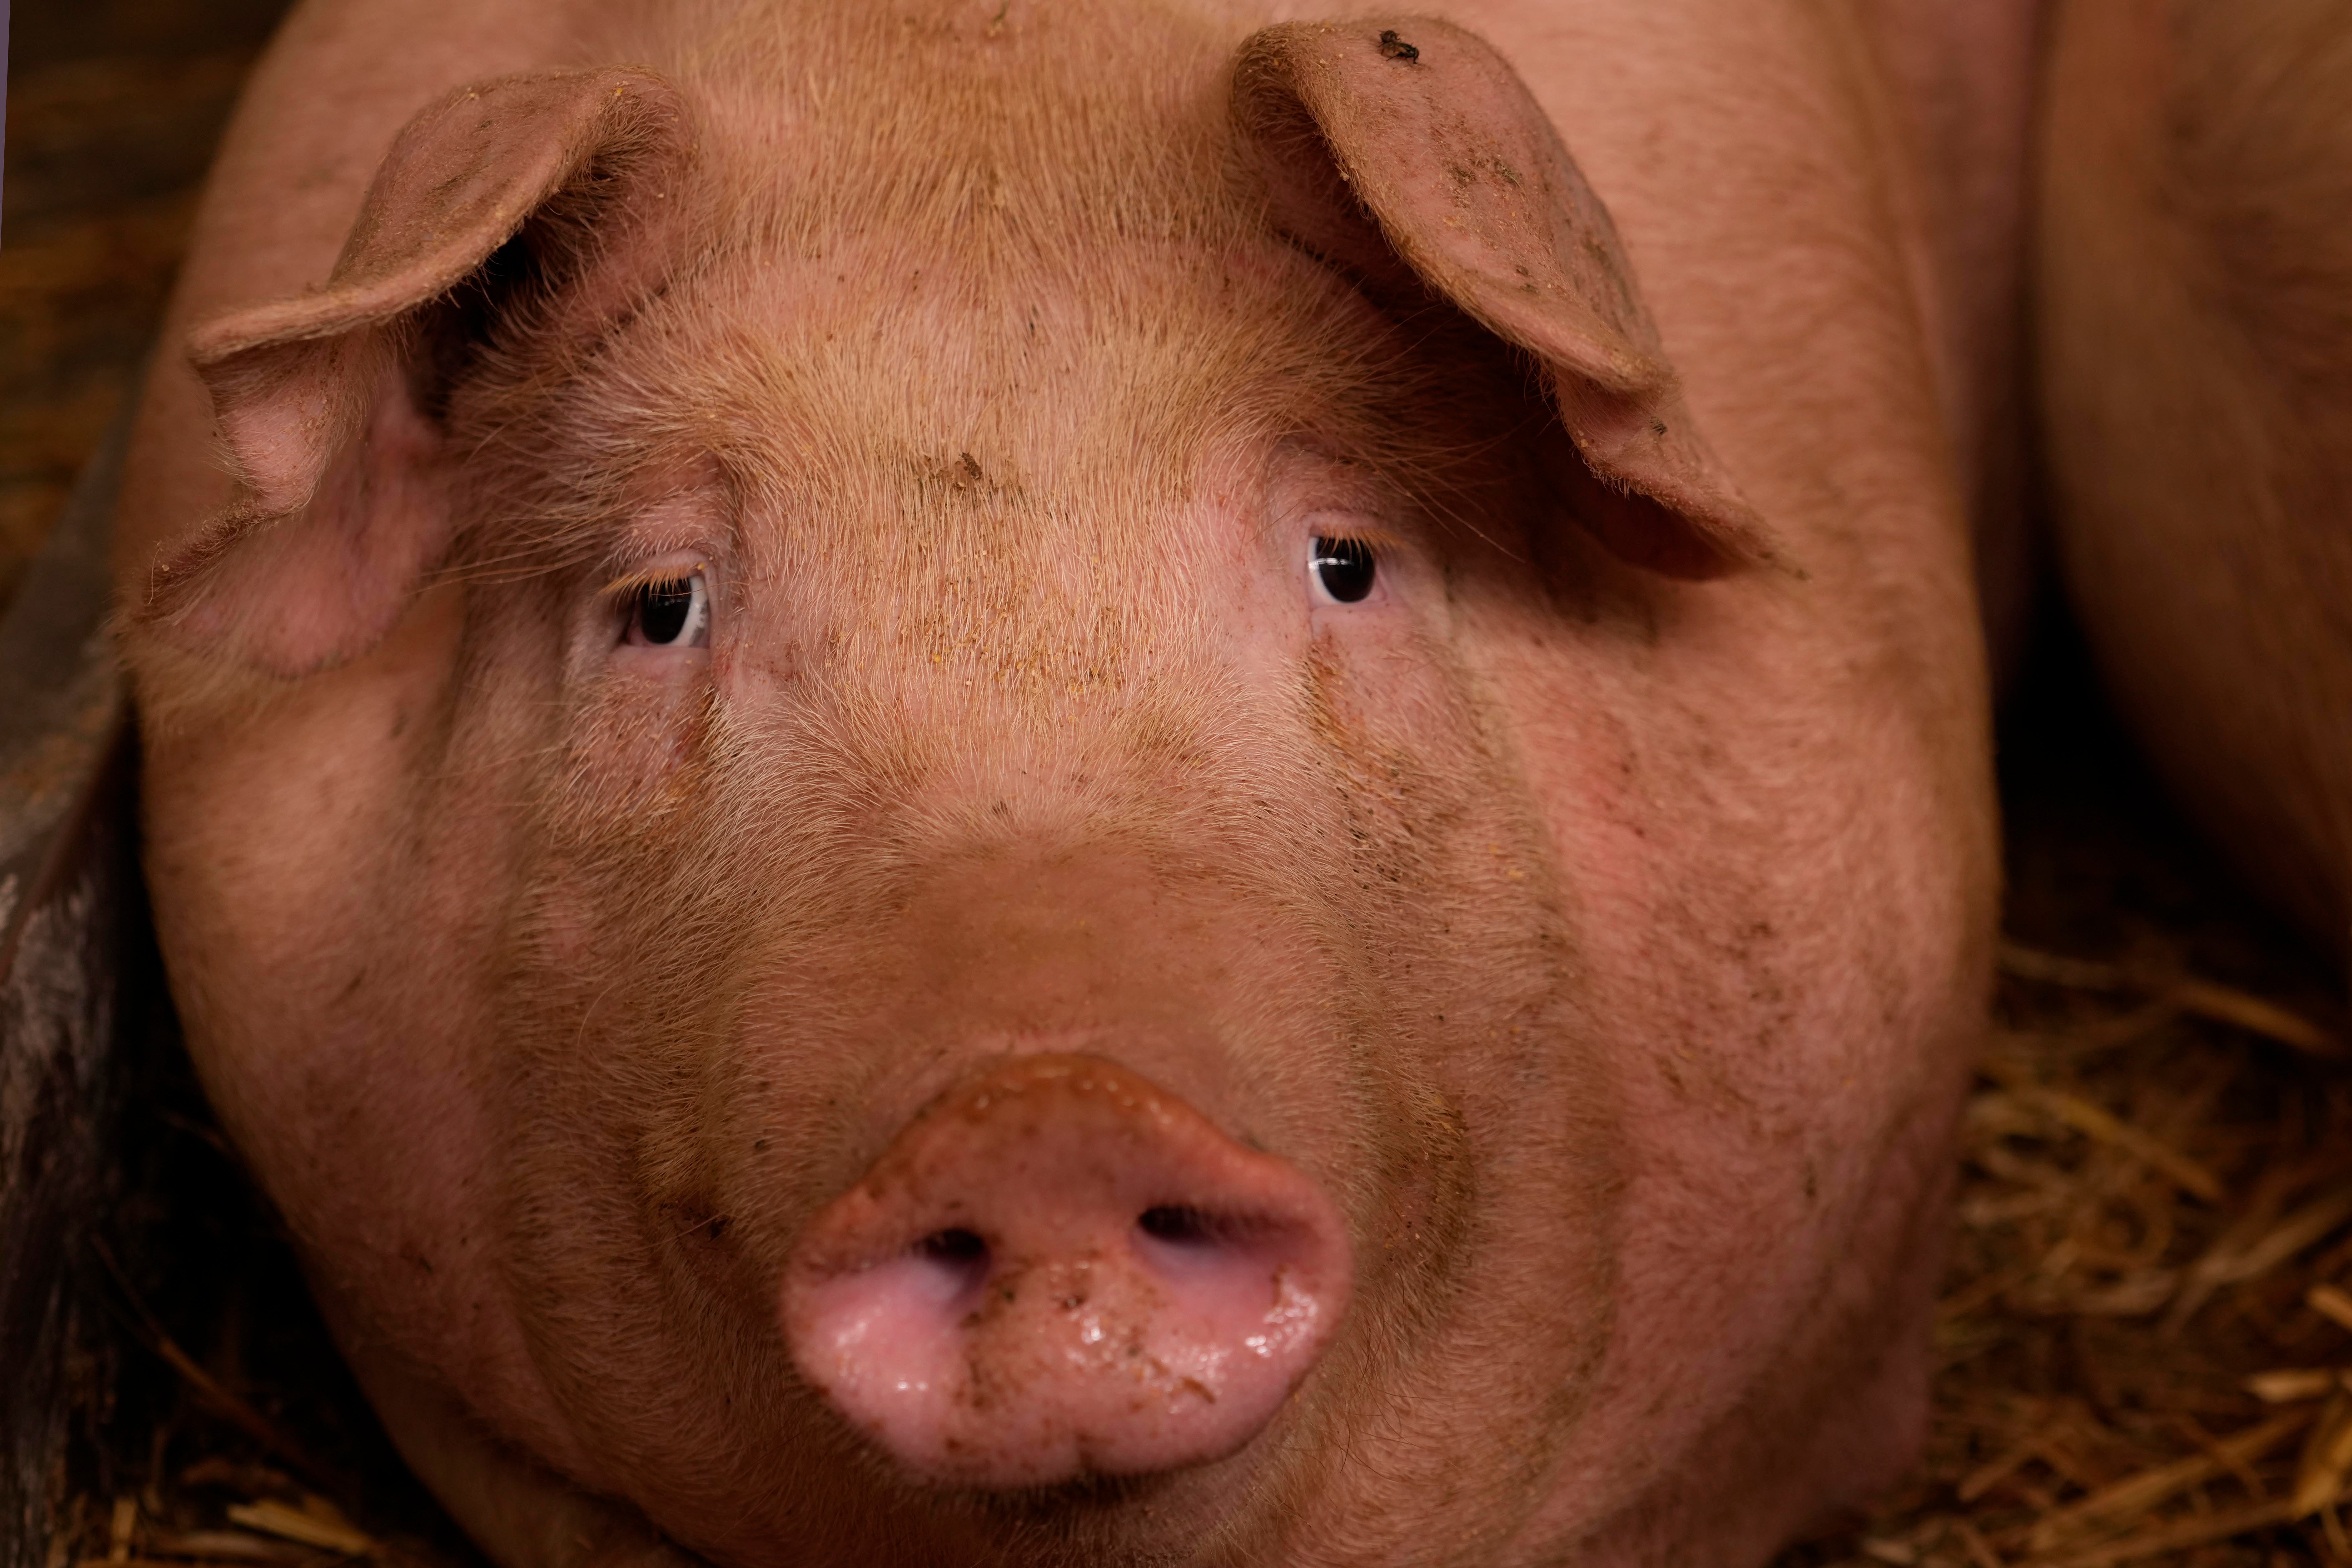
(1231, 18), (1788, 580)
(140, 68), (689, 675)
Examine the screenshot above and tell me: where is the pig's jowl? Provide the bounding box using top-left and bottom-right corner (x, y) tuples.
(116, 3), (2003, 1565)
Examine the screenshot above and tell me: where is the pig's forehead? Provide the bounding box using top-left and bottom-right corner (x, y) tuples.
(696, 229), (1382, 386)
(587, 229), (1420, 509)
(566, 1), (1446, 481)
(660, 0), (1247, 242)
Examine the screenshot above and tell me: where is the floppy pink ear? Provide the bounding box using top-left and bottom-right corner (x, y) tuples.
(1231, 18), (1787, 580)
(142, 68), (688, 675)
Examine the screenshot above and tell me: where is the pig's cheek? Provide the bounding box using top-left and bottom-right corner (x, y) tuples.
(141, 580), (470, 1043)
(525, 875), (598, 972)
(556, 673), (716, 825)
(1301, 598), (1461, 757)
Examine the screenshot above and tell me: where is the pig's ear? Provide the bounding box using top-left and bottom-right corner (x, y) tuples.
(141, 69), (688, 674)
(1231, 19), (1788, 580)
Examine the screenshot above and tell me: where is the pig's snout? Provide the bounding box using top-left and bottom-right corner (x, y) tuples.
(781, 1055), (1351, 1488)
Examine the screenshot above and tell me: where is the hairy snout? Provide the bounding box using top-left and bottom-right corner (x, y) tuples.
(781, 1054), (1352, 1488)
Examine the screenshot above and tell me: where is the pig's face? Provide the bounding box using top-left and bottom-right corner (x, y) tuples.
(126, 8), (1990, 1566)
(440, 223), (1622, 1554)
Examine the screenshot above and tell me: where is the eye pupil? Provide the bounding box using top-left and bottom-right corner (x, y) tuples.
(1311, 536), (1376, 603)
(636, 578), (696, 645)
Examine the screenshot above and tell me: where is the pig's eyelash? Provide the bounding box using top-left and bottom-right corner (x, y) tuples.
(1302, 525), (1402, 561)
(1289, 514), (1403, 550)
(598, 560), (711, 601)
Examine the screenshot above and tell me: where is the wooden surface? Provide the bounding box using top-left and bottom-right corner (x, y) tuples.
(0, 412), (138, 1568)
(0, 0), (291, 607)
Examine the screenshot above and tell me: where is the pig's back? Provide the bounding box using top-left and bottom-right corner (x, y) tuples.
(2039, 0), (2352, 950)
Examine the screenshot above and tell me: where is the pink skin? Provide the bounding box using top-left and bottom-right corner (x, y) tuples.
(115, 3), (2015, 1565)
(783, 1054), (1351, 1485)
(1848, 0), (2044, 678)
(2038, 0), (2352, 950)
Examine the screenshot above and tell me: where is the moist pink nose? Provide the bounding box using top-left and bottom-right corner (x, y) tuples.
(781, 1054), (1352, 1488)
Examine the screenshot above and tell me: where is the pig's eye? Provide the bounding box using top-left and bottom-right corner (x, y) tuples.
(1309, 536), (1377, 604)
(627, 571), (710, 648)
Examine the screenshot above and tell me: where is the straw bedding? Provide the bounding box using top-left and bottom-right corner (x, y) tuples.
(1781, 654), (2351, 1568)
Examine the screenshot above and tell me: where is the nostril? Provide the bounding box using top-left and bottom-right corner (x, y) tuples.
(910, 1227), (991, 1304)
(921, 1226), (988, 1264)
(1133, 1204), (1305, 1297)
(1136, 1205), (1220, 1247)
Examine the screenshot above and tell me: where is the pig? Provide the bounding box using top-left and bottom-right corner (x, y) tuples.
(2038, 0), (2352, 958)
(112, 2), (2012, 1564)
